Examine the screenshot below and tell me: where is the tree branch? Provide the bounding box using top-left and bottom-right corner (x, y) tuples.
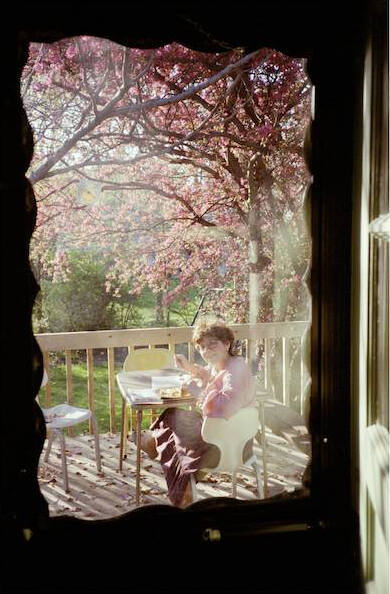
(114, 49), (267, 116)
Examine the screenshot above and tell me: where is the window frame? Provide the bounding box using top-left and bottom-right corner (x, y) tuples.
(0, 2), (377, 591)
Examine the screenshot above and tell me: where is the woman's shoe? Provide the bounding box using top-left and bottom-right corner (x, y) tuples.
(134, 429), (158, 459)
(177, 483), (193, 508)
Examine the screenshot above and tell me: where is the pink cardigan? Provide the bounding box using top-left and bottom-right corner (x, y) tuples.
(200, 355), (256, 419)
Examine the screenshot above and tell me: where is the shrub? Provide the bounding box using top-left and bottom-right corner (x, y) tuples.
(35, 250), (118, 333)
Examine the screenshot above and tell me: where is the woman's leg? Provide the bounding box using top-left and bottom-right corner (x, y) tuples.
(150, 408), (207, 506)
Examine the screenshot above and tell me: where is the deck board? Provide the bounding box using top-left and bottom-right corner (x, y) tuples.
(38, 429), (310, 519)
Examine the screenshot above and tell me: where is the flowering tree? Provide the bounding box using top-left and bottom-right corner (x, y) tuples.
(23, 37), (312, 325)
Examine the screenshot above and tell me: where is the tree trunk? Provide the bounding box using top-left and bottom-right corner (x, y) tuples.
(248, 206), (271, 324)
(246, 153), (272, 325)
(30, 259), (45, 332)
(248, 237), (262, 325)
(155, 291), (165, 324)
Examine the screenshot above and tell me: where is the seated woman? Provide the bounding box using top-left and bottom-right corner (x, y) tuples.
(140, 318), (256, 508)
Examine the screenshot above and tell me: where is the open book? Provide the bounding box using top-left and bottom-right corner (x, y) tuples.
(123, 388), (162, 405)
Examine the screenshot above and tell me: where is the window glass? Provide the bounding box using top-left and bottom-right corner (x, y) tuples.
(22, 37), (312, 516)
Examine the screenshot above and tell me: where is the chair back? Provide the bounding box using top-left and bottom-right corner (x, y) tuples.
(201, 407), (259, 473)
(123, 347), (175, 372)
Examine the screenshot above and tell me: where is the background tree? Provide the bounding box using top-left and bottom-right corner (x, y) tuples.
(23, 37), (312, 326)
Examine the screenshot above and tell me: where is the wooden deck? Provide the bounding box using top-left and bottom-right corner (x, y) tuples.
(38, 424), (310, 519)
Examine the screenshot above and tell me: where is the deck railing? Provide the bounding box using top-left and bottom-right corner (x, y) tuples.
(36, 322), (310, 434)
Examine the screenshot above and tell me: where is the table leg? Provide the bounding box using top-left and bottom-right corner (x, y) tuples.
(119, 398), (126, 471)
(135, 409), (143, 506)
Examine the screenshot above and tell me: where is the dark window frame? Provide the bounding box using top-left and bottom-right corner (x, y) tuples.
(1, 2), (378, 592)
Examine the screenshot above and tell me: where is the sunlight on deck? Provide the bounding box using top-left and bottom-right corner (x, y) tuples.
(38, 430), (310, 519)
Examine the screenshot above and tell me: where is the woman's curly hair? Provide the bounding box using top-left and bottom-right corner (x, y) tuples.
(192, 317), (237, 356)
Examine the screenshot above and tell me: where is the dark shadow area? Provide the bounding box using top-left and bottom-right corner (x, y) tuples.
(2, 1), (385, 592)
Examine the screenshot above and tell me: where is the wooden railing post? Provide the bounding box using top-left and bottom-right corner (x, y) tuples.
(43, 351), (51, 407)
(246, 338), (256, 369)
(65, 350), (74, 436)
(282, 337), (290, 407)
(264, 338), (271, 393)
(107, 347), (116, 434)
(188, 342), (195, 364)
(127, 346), (135, 431)
(86, 349), (95, 434)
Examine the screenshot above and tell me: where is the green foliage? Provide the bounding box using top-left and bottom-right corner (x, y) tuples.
(128, 285), (200, 328)
(32, 250), (201, 334)
(34, 250), (118, 333)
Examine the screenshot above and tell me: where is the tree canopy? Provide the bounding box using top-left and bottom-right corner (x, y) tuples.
(23, 37), (312, 325)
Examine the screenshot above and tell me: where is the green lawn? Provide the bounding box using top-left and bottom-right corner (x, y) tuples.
(38, 362), (159, 435)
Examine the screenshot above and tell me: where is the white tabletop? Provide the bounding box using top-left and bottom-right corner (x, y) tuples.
(116, 368), (195, 407)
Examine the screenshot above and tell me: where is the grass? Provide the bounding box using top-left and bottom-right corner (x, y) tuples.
(38, 362), (161, 435)
(137, 304), (196, 328)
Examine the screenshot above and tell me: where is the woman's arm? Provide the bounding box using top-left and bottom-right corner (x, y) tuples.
(202, 358), (252, 418)
(175, 354), (210, 386)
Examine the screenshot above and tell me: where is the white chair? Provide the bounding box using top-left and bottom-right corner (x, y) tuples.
(189, 407), (265, 501)
(122, 346), (175, 373)
(255, 389), (272, 498)
(119, 346), (175, 463)
(39, 370), (101, 493)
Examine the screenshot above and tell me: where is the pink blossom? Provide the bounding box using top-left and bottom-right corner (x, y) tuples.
(257, 124), (273, 138)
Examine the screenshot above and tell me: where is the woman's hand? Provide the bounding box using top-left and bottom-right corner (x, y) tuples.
(192, 364), (211, 386)
(175, 355), (211, 386)
(174, 354), (189, 371)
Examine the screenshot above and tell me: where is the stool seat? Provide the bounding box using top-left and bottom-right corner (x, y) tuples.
(41, 403), (101, 492)
(42, 404), (92, 429)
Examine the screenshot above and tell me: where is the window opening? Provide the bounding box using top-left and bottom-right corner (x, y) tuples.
(22, 36), (313, 516)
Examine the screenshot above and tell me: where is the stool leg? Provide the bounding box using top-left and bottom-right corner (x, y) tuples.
(57, 430), (69, 493)
(44, 429), (55, 463)
(91, 414), (101, 473)
(252, 461), (264, 499)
